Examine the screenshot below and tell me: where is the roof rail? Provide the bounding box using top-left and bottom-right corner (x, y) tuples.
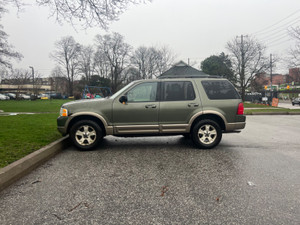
(157, 74), (222, 79)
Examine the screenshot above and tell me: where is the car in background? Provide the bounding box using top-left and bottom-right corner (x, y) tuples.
(6, 93), (16, 99)
(292, 98), (300, 106)
(49, 93), (62, 99)
(18, 94), (31, 100)
(0, 93), (9, 100)
(38, 93), (62, 99)
(39, 93), (50, 100)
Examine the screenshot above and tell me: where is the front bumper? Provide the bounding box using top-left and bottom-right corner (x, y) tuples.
(57, 116), (69, 136)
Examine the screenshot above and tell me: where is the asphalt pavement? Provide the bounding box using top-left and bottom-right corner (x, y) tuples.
(0, 115), (299, 224)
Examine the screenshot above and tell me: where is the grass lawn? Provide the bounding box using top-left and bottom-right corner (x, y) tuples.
(0, 99), (71, 112)
(244, 102), (300, 114)
(0, 113), (62, 168)
(0, 99), (72, 168)
(245, 108), (300, 114)
(244, 102), (276, 108)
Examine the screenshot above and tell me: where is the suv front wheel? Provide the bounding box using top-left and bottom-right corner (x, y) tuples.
(70, 120), (103, 150)
(192, 119), (222, 149)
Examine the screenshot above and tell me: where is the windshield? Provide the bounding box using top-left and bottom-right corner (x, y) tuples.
(109, 81), (137, 99)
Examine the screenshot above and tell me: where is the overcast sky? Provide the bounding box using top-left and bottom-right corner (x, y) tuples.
(2, 0), (300, 76)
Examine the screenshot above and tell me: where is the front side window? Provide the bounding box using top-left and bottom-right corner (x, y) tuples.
(201, 80), (240, 99)
(162, 81), (195, 101)
(126, 82), (158, 102)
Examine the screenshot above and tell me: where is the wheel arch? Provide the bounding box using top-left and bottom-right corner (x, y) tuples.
(190, 112), (226, 133)
(67, 113), (108, 136)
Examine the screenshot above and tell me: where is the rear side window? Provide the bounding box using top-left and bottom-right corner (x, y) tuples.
(201, 80), (240, 99)
(162, 81), (195, 101)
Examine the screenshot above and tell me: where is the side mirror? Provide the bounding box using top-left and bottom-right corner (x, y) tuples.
(119, 95), (128, 104)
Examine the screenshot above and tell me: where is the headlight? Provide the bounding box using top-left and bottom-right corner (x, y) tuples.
(60, 108), (68, 117)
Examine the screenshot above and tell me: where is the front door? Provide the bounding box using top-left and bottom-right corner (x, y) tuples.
(112, 82), (160, 134)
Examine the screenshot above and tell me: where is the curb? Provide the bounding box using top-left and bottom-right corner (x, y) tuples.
(0, 136), (70, 192)
(246, 112), (300, 115)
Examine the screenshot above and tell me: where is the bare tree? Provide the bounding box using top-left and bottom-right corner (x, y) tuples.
(51, 66), (68, 95)
(287, 27), (300, 83)
(51, 36), (81, 96)
(5, 0), (150, 29)
(78, 45), (94, 83)
(39, 0), (151, 29)
(94, 32), (132, 92)
(152, 46), (175, 76)
(131, 46), (150, 79)
(0, 2), (22, 69)
(226, 36), (269, 100)
(289, 26), (300, 41)
(8, 68), (31, 96)
(250, 72), (269, 92)
(131, 45), (175, 79)
(93, 49), (110, 79)
(288, 26), (300, 66)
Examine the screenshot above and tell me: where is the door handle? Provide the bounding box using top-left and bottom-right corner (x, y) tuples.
(188, 103), (199, 107)
(145, 104), (157, 109)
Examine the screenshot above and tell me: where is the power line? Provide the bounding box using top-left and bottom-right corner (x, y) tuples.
(267, 34), (291, 45)
(268, 38), (294, 48)
(253, 8), (300, 35)
(255, 16), (300, 37)
(258, 19), (300, 41)
(251, 11), (300, 49)
(260, 31), (289, 44)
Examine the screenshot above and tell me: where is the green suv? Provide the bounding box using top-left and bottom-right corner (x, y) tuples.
(57, 76), (246, 150)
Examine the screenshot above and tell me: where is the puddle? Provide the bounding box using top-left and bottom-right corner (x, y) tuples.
(0, 112), (36, 116)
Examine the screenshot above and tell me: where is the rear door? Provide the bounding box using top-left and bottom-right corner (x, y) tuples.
(159, 80), (201, 133)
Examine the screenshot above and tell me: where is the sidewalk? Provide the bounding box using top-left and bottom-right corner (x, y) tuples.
(278, 102), (300, 109)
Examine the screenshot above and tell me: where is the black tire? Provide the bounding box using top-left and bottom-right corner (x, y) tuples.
(70, 120), (103, 150)
(191, 119), (222, 149)
(292, 103), (295, 106)
(183, 134), (191, 139)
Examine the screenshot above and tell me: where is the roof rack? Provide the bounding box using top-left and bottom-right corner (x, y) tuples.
(157, 74), (222, 79)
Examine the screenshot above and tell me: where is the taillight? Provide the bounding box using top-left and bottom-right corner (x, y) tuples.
(237, 102), (244, 115)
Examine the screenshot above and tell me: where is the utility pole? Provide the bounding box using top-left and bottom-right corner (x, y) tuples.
(237, 34), (248, 100)
(29, 66), (34, 96)
(270, 54), (273, 99)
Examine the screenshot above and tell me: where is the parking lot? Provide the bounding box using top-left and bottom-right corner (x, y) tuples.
(0, 115), (299, 224)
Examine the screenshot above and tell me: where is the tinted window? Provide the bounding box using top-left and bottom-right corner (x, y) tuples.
(202, 80), (240, 99)
(162, 81), (195, 101)
(126, 82), (158, 102)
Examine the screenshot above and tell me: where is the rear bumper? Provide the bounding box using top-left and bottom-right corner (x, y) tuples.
(226, 115), (246, 131)
(226, 122), (246, 132)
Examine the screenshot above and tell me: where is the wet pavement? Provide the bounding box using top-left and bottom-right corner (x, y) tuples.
(0, 115), (299, 224)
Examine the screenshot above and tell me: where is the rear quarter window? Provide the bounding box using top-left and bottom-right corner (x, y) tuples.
(201, 80), (240, 99)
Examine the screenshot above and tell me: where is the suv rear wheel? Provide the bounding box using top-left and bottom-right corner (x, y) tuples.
(192, 119), (222, 149)
(70, 120), (103, 150)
